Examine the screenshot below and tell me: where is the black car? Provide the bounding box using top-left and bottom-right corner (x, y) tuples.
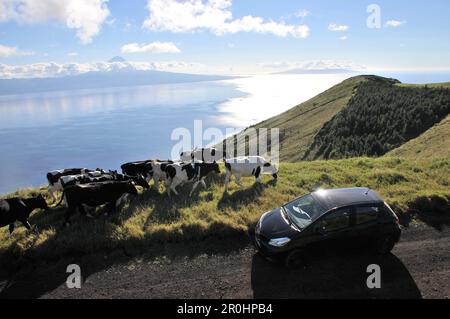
(253, 187), (401, 267)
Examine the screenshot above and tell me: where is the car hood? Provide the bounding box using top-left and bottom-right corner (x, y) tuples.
(259, 207), (299, 238)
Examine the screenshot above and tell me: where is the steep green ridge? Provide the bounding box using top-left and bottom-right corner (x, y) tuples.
(387, 114), (450, 158)
(304, 78), (450, 160)
(221, 75), (376, 161)
(220, 75), (450, 162)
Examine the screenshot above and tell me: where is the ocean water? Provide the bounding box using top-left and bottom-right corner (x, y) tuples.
(0, 72), (448, 194)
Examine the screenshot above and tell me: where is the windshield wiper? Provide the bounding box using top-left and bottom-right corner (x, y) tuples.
(281, 207), (293, 225)
(282, 207), (301, 231)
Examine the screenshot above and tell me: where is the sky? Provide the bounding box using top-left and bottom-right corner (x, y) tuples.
(1, 0), (450, 77)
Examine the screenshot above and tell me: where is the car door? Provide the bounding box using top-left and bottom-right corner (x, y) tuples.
(312, 207), (352, 248)
(350, 205), (381, 241)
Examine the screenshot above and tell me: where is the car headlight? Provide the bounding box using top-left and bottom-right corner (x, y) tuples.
(268, 237), (291, 247)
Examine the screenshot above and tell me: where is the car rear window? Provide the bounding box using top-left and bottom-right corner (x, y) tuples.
(355, 206), (379, 225)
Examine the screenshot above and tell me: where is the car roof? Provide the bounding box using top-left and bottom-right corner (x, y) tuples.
(311, 187), (384, 211)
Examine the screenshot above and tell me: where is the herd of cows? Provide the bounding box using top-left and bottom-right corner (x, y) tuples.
(0, 147), (279, 234)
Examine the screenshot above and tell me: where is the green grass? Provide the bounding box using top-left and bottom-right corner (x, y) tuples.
(387, 115), (450, 158)
(1, 156), (449, 266)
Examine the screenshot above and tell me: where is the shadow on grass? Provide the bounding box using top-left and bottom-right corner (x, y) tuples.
(217, 179), (277, 211)
(251, 246), (421, 299)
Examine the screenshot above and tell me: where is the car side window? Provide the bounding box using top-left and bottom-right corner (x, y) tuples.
(320, 209), (351, 232)
(355, 206), (379, 225)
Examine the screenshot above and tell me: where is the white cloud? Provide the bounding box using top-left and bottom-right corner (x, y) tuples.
(0, 60), (208, 79)
(67, 52), (79, 57)
(259, 60), (365, 72)
(295, 9), (310, 18)
(121, 42), (181, 54)
(0, 0), (110, 44)
(385, 20), (406, 28)
(0, 44), (34, 57)
(339, 36), (348, 41)
(143, 0), (310, 39)
(328, 23), (349, 32)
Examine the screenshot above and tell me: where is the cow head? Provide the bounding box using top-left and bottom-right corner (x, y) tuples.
(134, 174), (150, 189)
(263, 162), (278, 177)
(212, 162), (221, 174)
(34, 194), (49, 210)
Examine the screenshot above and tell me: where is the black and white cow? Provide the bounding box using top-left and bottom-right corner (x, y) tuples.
(62, 180), (138, 226)
(120, 161), (153, 182)
(149, 160), (175, 190)
(180, 147), (225, 163)
(224, 156), (278, 190)
(165, 162), (221, 196)
(0, 194), (48, 234)
(46, 168), (104, 200)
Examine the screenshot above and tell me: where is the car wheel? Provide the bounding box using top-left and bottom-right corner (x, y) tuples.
(375, 235), (396, 255)
(285, 249), (306, 269)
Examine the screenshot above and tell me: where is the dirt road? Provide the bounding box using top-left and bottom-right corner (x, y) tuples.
(1, 222), (449, 299)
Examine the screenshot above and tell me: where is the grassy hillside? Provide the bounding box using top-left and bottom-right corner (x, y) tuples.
(305, 79), (450, 159)
(387, 114), (450, 158)
(220, 75), (375, 162)
(220, 75), (450, 162)
(1, 157), (449, 266)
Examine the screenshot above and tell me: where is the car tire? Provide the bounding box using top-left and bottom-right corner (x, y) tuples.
(374, 235), (396, 255)
(285, 249), (306, 269)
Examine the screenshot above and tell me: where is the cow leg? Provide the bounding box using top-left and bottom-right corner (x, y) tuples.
(201, 178), (207, 189)
(9, 223), (15, 234)
(78, 205), (88, 217)
(48, 186), (57, 201)
(235, 175), (243, 187)
(64, 207), (76, 227)
(115, 194), (128, 210)
(224, 171), (231, 191)
(254, 166), (262, 183)
(169, 179), (181, 196)
(190, 180), (201, 196)
(170, 185), (179, 196)
(153, 175), (160, 189)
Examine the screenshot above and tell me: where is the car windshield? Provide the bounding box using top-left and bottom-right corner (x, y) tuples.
(283, 194), (326, 229)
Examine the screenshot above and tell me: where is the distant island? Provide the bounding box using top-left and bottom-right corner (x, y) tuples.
(0, 57), (233, 95)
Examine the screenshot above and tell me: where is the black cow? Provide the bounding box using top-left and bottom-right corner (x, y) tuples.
(0, 194), (48, 234)
(63, 180), (138, 226)
(165, 162), (220, 196)
(120, 161), (154, 181)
